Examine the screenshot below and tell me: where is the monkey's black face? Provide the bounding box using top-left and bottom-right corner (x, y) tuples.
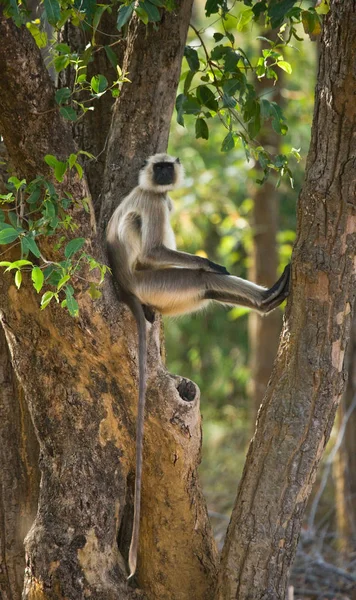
(153, 162), (175, 186)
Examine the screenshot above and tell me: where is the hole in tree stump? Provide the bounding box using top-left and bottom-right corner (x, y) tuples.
(177, 379), (197, 402)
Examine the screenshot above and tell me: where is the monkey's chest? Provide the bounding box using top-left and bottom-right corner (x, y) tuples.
(163, 223), (176, 250)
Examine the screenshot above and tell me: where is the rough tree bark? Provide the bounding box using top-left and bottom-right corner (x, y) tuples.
(0, 327), (40, 599)
(334, 316), (356, 554)
(0, 4), (218, 600)
(216, 3), (356, 598)
(0, 134), (40, 600)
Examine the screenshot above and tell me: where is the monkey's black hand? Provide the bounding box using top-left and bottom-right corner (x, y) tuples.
(206, 260), (230, 275)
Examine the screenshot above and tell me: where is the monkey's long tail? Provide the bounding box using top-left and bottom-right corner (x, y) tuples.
(126, 294), (147, 580)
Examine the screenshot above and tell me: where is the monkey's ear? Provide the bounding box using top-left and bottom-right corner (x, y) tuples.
(141, 159), (148, 169)
(175, 157), (180, 164)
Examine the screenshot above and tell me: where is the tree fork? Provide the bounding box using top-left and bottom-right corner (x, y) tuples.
(0, 4), (218, 599)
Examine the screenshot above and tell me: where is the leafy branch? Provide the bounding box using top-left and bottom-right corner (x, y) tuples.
(0, 162), (107, 317)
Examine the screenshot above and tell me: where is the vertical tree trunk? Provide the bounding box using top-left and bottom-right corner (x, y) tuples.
(248, 181), (281, 419)
(334, 316), (356, 554)
(0, 327), (40, 600)
(216, 2), (356, 598)
(248, 44), (282, 423)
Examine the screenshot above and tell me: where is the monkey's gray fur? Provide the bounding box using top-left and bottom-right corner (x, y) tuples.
(106, 153), (290, 578)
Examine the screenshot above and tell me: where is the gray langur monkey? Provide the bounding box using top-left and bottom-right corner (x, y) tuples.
(106, 153), (290, 579)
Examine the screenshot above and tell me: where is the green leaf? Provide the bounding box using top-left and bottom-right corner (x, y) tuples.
(44, 155), (58, 168)
(301, 9), (322, 36)
(54, 162), (67, 182)
(65, 287), (79, 317)
(5, 259), (33, 270)
(195, 118), (209, 140)
(196, 86), (218, 112)
(315, 0), (330, 15)
(205, 0), (220, 17)
(141, 0), (161, 21)
(59, 106), (77, 121)
(54, 55), (70, 72)
(134, 5), (148, 24)
(268, 0), (297, 28)
(22, 236), (41, 258)
(15, 270), (22, 289)
(74, 162), (83, 179)
(213, 32), (224, 42)
(91, 74), (108, 94)
(236, 8), (254, 31)
(277, 60), (292, 74)
(176, 94), (186, 127)
(78, 150), (95, 159)
(88, 282), (102, 300)
(0, 228), (19, 244)
(0, 261), (12, 267)
(183, 70), (195, 95)
(27, 187), (41, 204)
(8, 176), (26, 191)
(41, 290), (55, 309)
(45, 155), (67, 182)
(55, 43), (71, 53)
(92, 5), (108, 43)
(44, 0), (61, 26)
(8, 211), (18, 228)
(253, 1), (268, 18)
(26, 22), (48, 48)
(64, 237), (86, 258)
(0, 192), (14, 202)
(221, 132), (235, 152)
(57, 274), (70, 290)
(104, 45), (118, 70)
(55, 87), (71, 105)
(223, 78), (242, 96)
(224, 49), (241, 73)
(68, 154), (77, 169)
(184, 47), (200, 72)
(117, 3), (134, 30)
(31, 266), (44, 293)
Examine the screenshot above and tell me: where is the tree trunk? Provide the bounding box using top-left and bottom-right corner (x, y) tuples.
(248, 179), (281, 420)
(216, 3), (356, 598)
(0, 327), (40, 600)
(0, 5), (218, 599)
(248, 39), (283, 424)
(334, 316), (356, 554)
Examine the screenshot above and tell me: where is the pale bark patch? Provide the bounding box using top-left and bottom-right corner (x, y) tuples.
(332, 339), (345, 371)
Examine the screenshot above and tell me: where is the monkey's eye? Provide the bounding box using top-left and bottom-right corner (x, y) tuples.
(176, 157), (180, 164)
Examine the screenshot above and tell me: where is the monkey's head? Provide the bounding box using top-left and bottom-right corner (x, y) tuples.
(138, 153), (184, 193)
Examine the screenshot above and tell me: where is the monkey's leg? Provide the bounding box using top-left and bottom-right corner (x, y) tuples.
(206, 264), (290, 314)
(134, 267), (289, 315)
(134, 269), (210, 315)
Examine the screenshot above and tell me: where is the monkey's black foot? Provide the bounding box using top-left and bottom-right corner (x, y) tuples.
(142, 304), (155, 323)
(261, 264), (291, 313)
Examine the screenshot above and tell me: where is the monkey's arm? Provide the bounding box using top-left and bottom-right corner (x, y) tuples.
(140, 202), (229, 274)
(142, 245), (229, 274)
